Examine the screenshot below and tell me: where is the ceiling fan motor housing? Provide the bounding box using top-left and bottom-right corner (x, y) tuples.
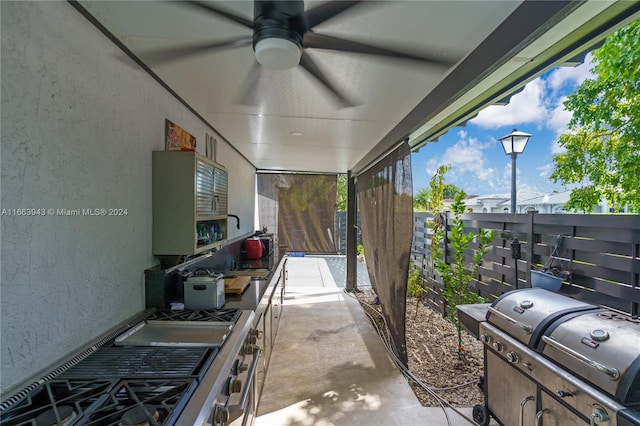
(253, 1), (305, 69)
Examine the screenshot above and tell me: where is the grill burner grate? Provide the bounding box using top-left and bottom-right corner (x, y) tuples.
(145, 308), (241, 323)
(0, 378), (197, 426)
(58, 347), (216, 380)
(0, 309), (246, 425)
(34, 405), (77, 425)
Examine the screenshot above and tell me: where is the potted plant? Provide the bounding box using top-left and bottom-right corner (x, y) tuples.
(531, 234), (571, 292)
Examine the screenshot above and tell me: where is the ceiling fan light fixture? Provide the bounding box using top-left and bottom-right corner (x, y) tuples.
(255, 37), (301, 70)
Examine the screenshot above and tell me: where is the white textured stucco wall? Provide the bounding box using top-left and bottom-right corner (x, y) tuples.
(0, 1), (255, 395)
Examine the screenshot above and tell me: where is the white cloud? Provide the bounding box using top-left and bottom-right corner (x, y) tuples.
(501, 157), (549, 198)
(550, 139), (566, 156)
(423, 134), (553, 196)
(501, 161), (514, 181)
(470, 53), (594, 143)
(547, 54), (594, 95)
(470, 79), (548, 129)
(538, 163), (554, 178)
(424, 135), (503, 193)
(420, 54), (598, 196)
(545, 55), (594, 141)
(548, 96), (573, 137)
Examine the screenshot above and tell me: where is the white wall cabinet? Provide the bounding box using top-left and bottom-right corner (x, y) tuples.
(153, 151), (228, 255)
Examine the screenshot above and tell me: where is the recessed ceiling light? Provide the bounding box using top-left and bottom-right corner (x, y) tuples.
(290, 131), (304, 136)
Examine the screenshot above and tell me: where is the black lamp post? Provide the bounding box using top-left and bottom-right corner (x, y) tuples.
(500, 129), (532, 213)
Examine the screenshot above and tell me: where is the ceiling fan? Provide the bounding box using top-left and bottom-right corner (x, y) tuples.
(142, 0), (457, 107)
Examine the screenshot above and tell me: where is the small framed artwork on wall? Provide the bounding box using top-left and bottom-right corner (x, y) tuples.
(165, 119), (196, 151)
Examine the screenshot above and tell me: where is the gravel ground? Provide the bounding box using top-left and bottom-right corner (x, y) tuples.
(354, 288), (485, 408)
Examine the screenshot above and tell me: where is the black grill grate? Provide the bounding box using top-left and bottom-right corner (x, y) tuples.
(57, 347), (216, 379)
(146, 308), (241, 323)
(0, 378), (198, 426)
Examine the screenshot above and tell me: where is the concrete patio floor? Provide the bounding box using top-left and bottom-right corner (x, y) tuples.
(255, 256), (481, 426)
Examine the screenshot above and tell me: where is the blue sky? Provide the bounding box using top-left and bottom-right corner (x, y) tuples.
(411, 54), (595, 199)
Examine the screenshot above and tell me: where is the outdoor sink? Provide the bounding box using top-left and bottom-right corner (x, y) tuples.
(226, 269), (270, 278)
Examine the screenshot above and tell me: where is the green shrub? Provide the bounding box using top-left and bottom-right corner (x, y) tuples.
(407, 267), (424, 298)
(429, 169), (495, 360)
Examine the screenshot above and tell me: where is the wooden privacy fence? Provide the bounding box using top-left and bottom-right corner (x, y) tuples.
(411, 211), (640, 317)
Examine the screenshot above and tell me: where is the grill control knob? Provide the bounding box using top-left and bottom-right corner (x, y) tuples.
(237, 362), (249, 373)
(556, 389), (574, 398)
(481, 333), (492, 344)
(493, 342), (505, 352)
(230, 379), (242, 394)
(213, 405), (229, 425)
(506, 351), (519, 363)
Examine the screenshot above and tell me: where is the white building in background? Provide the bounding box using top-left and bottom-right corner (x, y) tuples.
(517, 190), (571, 213)
(463, 194), (510, 213)
(454, 189), (618, 214)
(441, 193), (515, 213)
(517, 190), (625, 213)
(454, 189), (548, 213)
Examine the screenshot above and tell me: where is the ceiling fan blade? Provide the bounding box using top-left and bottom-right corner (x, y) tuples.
(304, 32), (458, 67)
(302, 1), (363, 30)
(299, 52), (356, 108)
(237, 61), (263, 106)
(180, 1), (254, 29)
(139, 36), (252, 65)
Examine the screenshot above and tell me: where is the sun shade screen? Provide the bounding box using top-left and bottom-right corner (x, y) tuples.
(257, 173), (337, 253)
(357, 142), (413, 365)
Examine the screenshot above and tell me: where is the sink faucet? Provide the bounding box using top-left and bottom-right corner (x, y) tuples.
(228, 214), (240, 229)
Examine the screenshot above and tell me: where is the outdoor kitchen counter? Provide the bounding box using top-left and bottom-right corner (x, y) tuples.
(224, 278), (270, 311)
(224, 251), (285, 312)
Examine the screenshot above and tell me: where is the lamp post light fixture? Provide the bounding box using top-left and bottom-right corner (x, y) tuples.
(500, 129), (532, 213)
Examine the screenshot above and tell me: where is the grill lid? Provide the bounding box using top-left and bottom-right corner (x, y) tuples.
(541, 310), (640, 405)
(487, 288), (598, 348)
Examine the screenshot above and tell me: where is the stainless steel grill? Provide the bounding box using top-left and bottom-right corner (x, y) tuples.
(463, 288), (640, 426)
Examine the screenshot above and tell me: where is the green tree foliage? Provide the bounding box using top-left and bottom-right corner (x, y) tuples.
(336, 174), (347, 211)
(443, 184), (464, 200)
(407, 267), (424, 298)
(280, 175), (336, 211)
(429, 165), (450, 214)
(414, 183), (463, 211)
(413, 187), (431, 211)
(551, 21), (640, 213)
(429, 167), (495, 360)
